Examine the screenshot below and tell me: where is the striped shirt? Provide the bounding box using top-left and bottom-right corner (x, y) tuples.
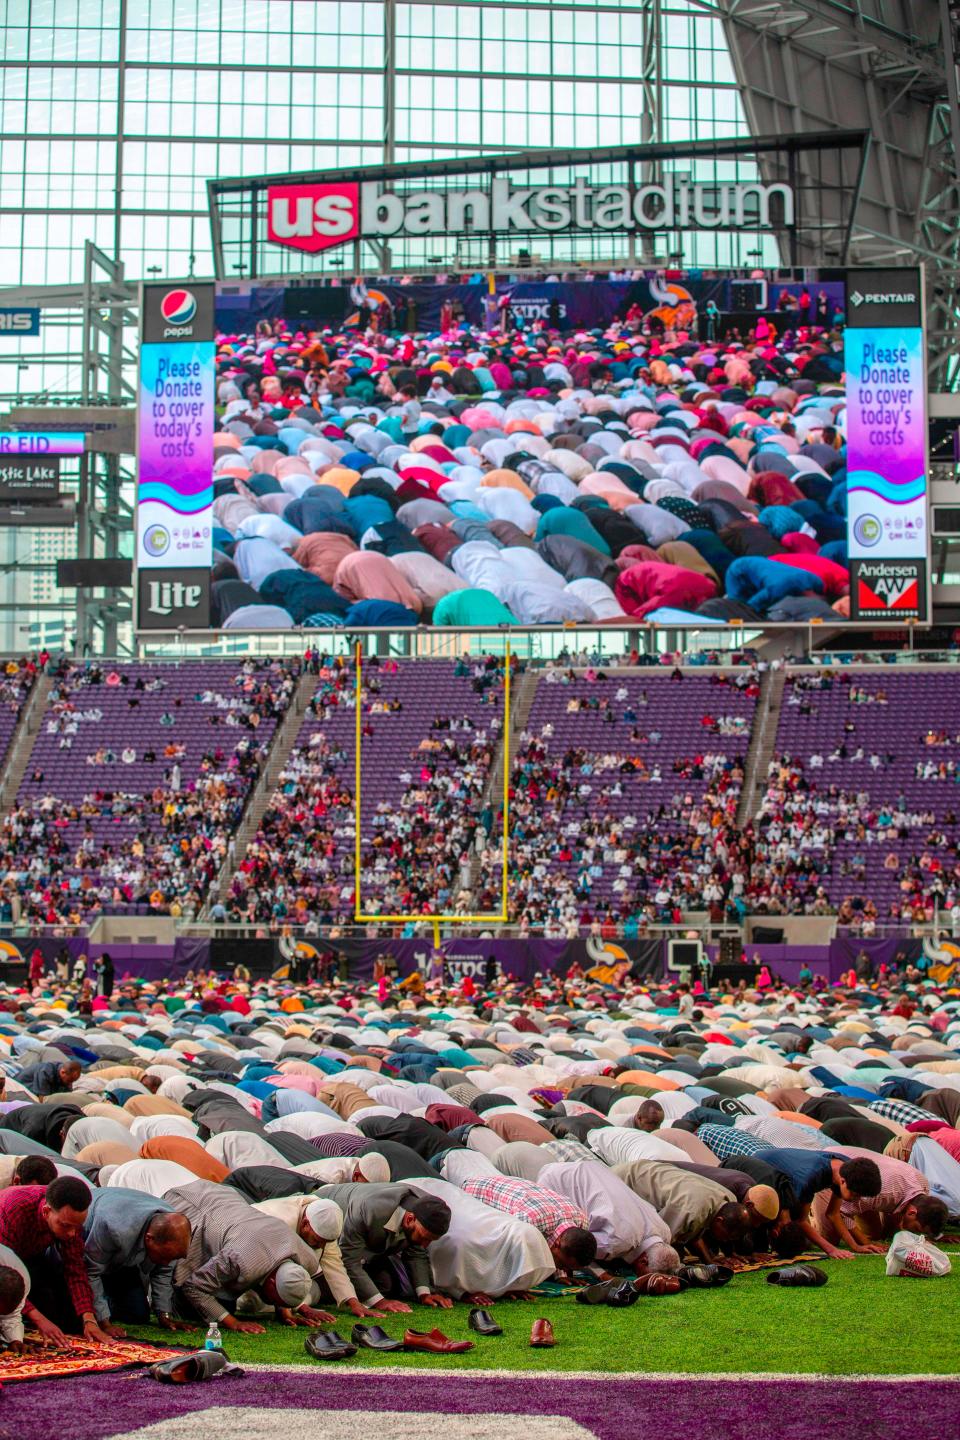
(544, 1137), (597, 1165)
(735, 1116), (835, 1151)
(310, 1133), (367, 1157)
(166, 1180), (319, 1322)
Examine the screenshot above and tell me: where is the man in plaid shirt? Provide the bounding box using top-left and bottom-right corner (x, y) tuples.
(461, 1176), (598, 1273)
(697, 1124), (772, 1162)
(0, 1178), (113, 1346)
(869, 1098), (937, 1127)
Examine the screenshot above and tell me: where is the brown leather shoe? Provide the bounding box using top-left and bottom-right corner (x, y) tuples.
(529, 1318), (555, 1348)
(403, 1328), (474, 1354)
(634, 1273), (682, 1297)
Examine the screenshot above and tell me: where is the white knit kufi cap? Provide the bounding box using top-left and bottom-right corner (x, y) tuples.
(304, 1198), (344, 1242)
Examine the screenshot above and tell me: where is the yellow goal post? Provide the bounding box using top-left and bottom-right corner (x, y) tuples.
(353, 641), (511, 945)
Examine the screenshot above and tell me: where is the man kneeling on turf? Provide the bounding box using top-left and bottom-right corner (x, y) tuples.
(761, 1150), (883, 1260)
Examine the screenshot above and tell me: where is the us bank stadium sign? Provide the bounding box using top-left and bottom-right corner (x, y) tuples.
(266, 177), (795, 255)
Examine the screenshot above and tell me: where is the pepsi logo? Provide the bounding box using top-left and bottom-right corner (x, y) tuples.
(160, 289), (197, 325)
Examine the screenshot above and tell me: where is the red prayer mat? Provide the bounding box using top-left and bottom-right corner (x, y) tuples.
(0, 1336), (187, 1385)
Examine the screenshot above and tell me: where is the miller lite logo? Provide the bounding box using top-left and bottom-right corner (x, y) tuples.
(146, 579), (203, 616)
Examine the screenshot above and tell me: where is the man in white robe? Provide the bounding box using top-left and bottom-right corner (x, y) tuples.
(205, 1130), (292, 1171)
(538, 1158), (679, 1272)
(412, 1176), (554, 1301)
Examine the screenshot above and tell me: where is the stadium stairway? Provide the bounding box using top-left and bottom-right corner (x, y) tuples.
(0, 669), (53, 813)
(736, 667), (786, 826)
(202, 666), (316, 916)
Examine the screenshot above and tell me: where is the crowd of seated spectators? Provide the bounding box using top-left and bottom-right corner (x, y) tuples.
(0, 656), (38, 761)
(5, 652), (960, 935)
(0, 659), (298, 924)
(225, 656), (504, 926)
(745, 668), (960, 926)
(483, 668), (755, 933)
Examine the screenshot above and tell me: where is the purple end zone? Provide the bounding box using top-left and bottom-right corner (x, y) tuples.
(6, 1369), (960, 1440)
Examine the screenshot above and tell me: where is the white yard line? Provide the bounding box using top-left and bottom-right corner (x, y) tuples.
(242, 1363), (960, 1383)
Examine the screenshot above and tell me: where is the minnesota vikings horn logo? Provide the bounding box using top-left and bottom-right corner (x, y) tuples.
(585, 937), (631, 966)
(645, 276), (697, 330)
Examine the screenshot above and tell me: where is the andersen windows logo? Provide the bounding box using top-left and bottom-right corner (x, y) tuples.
(266, 177), (795, 254)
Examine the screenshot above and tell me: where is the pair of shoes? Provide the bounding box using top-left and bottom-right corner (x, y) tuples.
(351, 1323), (403, 1352)
(149, 1350), (228, 1383)
(305, 1331), (357, 1361)
(403, 1328), (474, 1354)
(529, 1318), (555, 1348)
(468, 1309), (502, 1336)
(767, 1265), (828, 1288)
(678, 1264), (734, 1289)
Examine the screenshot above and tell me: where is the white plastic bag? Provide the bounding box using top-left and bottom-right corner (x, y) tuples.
(885, 1230), (952, 1278)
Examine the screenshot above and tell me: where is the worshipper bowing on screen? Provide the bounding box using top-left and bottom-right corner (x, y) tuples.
(758, 1149), (883, 1259)
(82, 1186), (194, 1333)
(313, 1183), (453, 1314)
(0, 1178), (113, 1346)
(249, 1192), (380, 1321)
(459, 1175), (599, 1276)
(611, 1161), (751, 1264)
(536, 1158), (681, 1275)
(164, 1179), (332, 1334)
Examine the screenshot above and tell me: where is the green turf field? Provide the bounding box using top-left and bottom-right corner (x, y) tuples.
(128, 1257), (958, 1374)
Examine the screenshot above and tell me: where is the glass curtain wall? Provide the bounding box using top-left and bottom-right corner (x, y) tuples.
(0, 0), (754, 651)
(0, 0), (752, 289)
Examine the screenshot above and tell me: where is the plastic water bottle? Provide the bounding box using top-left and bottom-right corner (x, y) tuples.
(204, 1321), (224, 1353)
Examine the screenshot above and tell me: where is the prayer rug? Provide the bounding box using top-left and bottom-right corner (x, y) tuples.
(722, 1251), (822, 1274)
(0, 1337), (186, 1385)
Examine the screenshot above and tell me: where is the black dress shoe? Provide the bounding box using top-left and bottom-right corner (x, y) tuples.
(678, 1263), (734, 1288)
(468, 1308), (503, 1336)
(305, 1331), (358, 1360)
(576, 1279), (619, 1305)
(767, 1265), (828, 1288)
(603, 1280), (640, 1308)
(351, 1323), (403, 1352)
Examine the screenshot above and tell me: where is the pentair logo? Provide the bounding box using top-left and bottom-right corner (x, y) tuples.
(160, 289), (197, 325)
(850, 290), (864, 308)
